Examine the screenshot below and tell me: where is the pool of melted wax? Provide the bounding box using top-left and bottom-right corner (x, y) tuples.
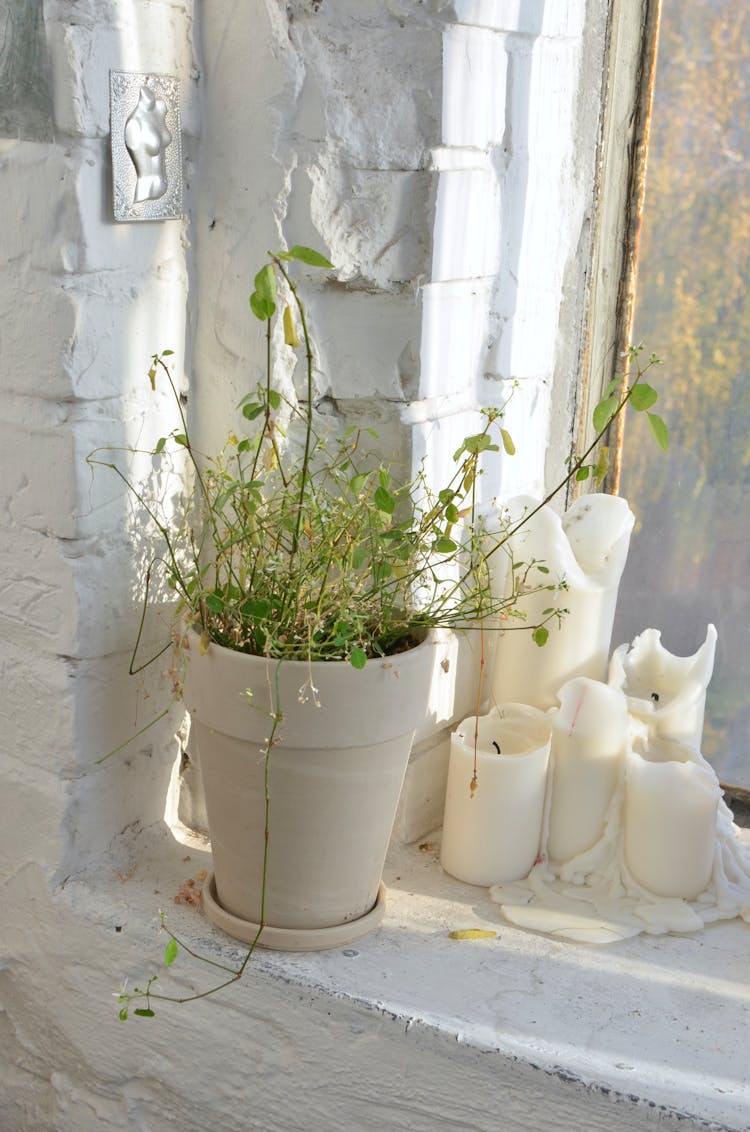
(489, 752), (750, 944)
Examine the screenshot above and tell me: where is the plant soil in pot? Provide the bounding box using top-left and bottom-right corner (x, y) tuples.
(183, 630), (436, 950)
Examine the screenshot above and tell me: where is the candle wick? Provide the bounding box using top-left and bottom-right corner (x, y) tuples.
(651, 691), (660, 703)
(492, 740), (501, 754)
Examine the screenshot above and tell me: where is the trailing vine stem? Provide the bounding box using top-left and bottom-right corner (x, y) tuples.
(269, 253), (316, 557)
(492, 350), (661, 556)
(115, 660), (282, 1019)
(440, 348), (663, 613)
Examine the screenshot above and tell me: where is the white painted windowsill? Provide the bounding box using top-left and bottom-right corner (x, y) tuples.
(62, 822), (750, 1132)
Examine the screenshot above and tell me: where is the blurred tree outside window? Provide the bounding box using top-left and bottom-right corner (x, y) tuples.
(614, 0), (750, 788)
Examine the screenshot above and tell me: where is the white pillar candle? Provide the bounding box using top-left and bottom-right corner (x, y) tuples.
(546, 677), (630, 865)
(441, 705), (552, 887)
(489, 494), (635, 710)
(609, 624), (717, 750)
(624, 738), (719, 900)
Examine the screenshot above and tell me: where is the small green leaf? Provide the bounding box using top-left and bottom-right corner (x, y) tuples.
(173, 434), (188, 447)
(575, 466), (590, 482)
(628, 382), (658, 412)
(204, 593), (224, 613)
(602, 376), (622, 399)
(118, 1006), (129, 1021)
(536, 565), (549, 574)
(459, 433), (496, 457)
(372, 561), (393, 582)
(164, 938), (178, 966)
(374, 485), (395, 514)
(350, 473), (368, 496)
(213, 489), (233, 513)
(592, 395), (619, 434)
(267, 389), (282, 410)
(242, 402), (264, 421)
(254, 263), (277, 304)
(287, 245), (334, 269)
(445, 503), (459, 524)
(148, 366), (156, 391)
(532, 626), (549, 647)
(250, 292), (274, 321)
(647, 411), (669, 451)
(134, 1008), (155, 1018)
(500, 428), (516, 456)
(433, 536), (458, 554)
(154, 437), (166, 455)
(241, 596), (271, 619)
(594, 444), (609, 485)
(350, 647), (367, 670)
(351, 545), (369, 570)
(162, 349), (174, 357)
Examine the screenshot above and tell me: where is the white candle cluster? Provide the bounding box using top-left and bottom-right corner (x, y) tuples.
(440, 494), (750, 942)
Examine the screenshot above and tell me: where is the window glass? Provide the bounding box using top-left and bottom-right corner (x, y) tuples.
(614, 1), (750, 787)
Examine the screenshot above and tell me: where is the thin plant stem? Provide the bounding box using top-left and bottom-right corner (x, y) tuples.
(119, 663), (283, 1015)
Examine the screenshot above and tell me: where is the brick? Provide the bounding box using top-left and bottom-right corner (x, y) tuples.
(301, 165), (434, 290)
(487, 289), (562, 380)
(452, 0), (585, 39)
(0, 143), (80, 272)
(0, 418), (78, 539)
(61, 270), (188, 401)
(431, 166), (501, 282)
(46, 7), (198, 139)
(0, 642), (75, 770)
(300, 287), (419, 402)
(0, 526), (77, 654)
(442, 26), (509, 150)
(0, 271), (77, 398)
(68, 138), (190, 276)
(418, 278), (494, 400)
(291, 20), (442, 169)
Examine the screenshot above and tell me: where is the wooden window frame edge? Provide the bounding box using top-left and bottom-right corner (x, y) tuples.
(577, 0), (662, 495)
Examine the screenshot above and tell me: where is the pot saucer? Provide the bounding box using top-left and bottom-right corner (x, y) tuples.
(202, 873), (386, 951)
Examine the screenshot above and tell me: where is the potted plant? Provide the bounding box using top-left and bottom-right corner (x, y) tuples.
(92, 247), (667, 1017)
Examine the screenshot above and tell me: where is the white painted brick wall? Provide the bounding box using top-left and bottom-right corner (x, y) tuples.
(45, 0), (199, 138)
(0, 0), (197, 894)
(0, 2), (623, 1128)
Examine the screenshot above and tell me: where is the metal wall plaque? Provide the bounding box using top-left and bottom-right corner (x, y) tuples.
(110, 71), (182, 223)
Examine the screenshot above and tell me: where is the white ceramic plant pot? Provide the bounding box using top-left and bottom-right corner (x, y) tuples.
(182, 631), (437, 950)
